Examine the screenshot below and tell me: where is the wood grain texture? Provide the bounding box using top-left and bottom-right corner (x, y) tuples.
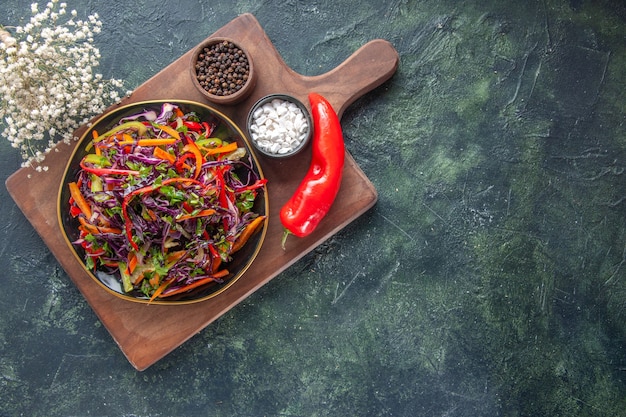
(5, 13), (398, 370)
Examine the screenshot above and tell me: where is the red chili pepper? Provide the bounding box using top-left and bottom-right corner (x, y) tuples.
(279, 92), (345, 248)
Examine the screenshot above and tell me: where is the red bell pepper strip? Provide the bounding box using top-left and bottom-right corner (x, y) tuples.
(182, 121), (203, 132)
(69, 203), (82, 218)
(79, 157), (141, 177)
(213, 166), (237, 230)
(175, 152), (195, 174)
(207, 244), (222, 273)
(279, 92), (345, 248)
(235, 178), (268, 193)
(182, 202), (194, 213)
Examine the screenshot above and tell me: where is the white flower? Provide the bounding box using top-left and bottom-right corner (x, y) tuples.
(0, 2), (129, 169)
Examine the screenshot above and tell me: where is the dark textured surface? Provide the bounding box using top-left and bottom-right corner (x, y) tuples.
(1, 1), (626, 416)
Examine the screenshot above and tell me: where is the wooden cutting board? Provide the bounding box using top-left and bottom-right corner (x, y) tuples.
(5, 13), (398, 370)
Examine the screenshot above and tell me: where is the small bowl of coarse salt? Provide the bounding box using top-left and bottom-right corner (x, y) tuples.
(247, 94), (312, 158)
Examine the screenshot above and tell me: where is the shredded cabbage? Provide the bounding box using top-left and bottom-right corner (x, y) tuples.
(68, 103), (266, 300)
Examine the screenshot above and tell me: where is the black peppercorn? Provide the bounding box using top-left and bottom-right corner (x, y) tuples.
(194, 40), (250, 96)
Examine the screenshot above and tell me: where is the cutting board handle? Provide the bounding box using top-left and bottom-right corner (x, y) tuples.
(211, 14), (399, 119)
(304, 39), (399, 117)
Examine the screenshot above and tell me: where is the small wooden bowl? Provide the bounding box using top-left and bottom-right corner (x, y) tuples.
(190, 37), (256, 105)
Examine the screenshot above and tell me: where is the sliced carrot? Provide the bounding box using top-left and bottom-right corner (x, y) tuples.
(159, 270), (230, 298)
(69, 182), (92, 219)
(153, 123), (181, 139)
(182, 142), (205, 179)
(78, 216), (123, 235)
(166, 250), (187, 265)
(211, 257), (222, 274)
(149, 277), (176, 303)
(127, 252), (138, 275)
(120, 133), (134, 143)
(153, 147), (176, 164)
(146, 138), (178, 146)
(149, 272), (161, 287)
(131, 268), (149, 286)
(207, 244), (222, 273)
(112, 133), (178, 147)
(175, 209), (216, 221)
(202, 141), (238, 156)
(230, 215), (266, 253)
(117, 134), (179, 147)
(144, 208), (158, 221)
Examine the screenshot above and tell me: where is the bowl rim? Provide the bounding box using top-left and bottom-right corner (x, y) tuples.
(190, 37), (256, 105)
(246, 93), (313, 158)
(57, 99), (269, 305)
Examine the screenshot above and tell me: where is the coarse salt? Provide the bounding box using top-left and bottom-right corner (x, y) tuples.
(249, 98), (309, 156)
